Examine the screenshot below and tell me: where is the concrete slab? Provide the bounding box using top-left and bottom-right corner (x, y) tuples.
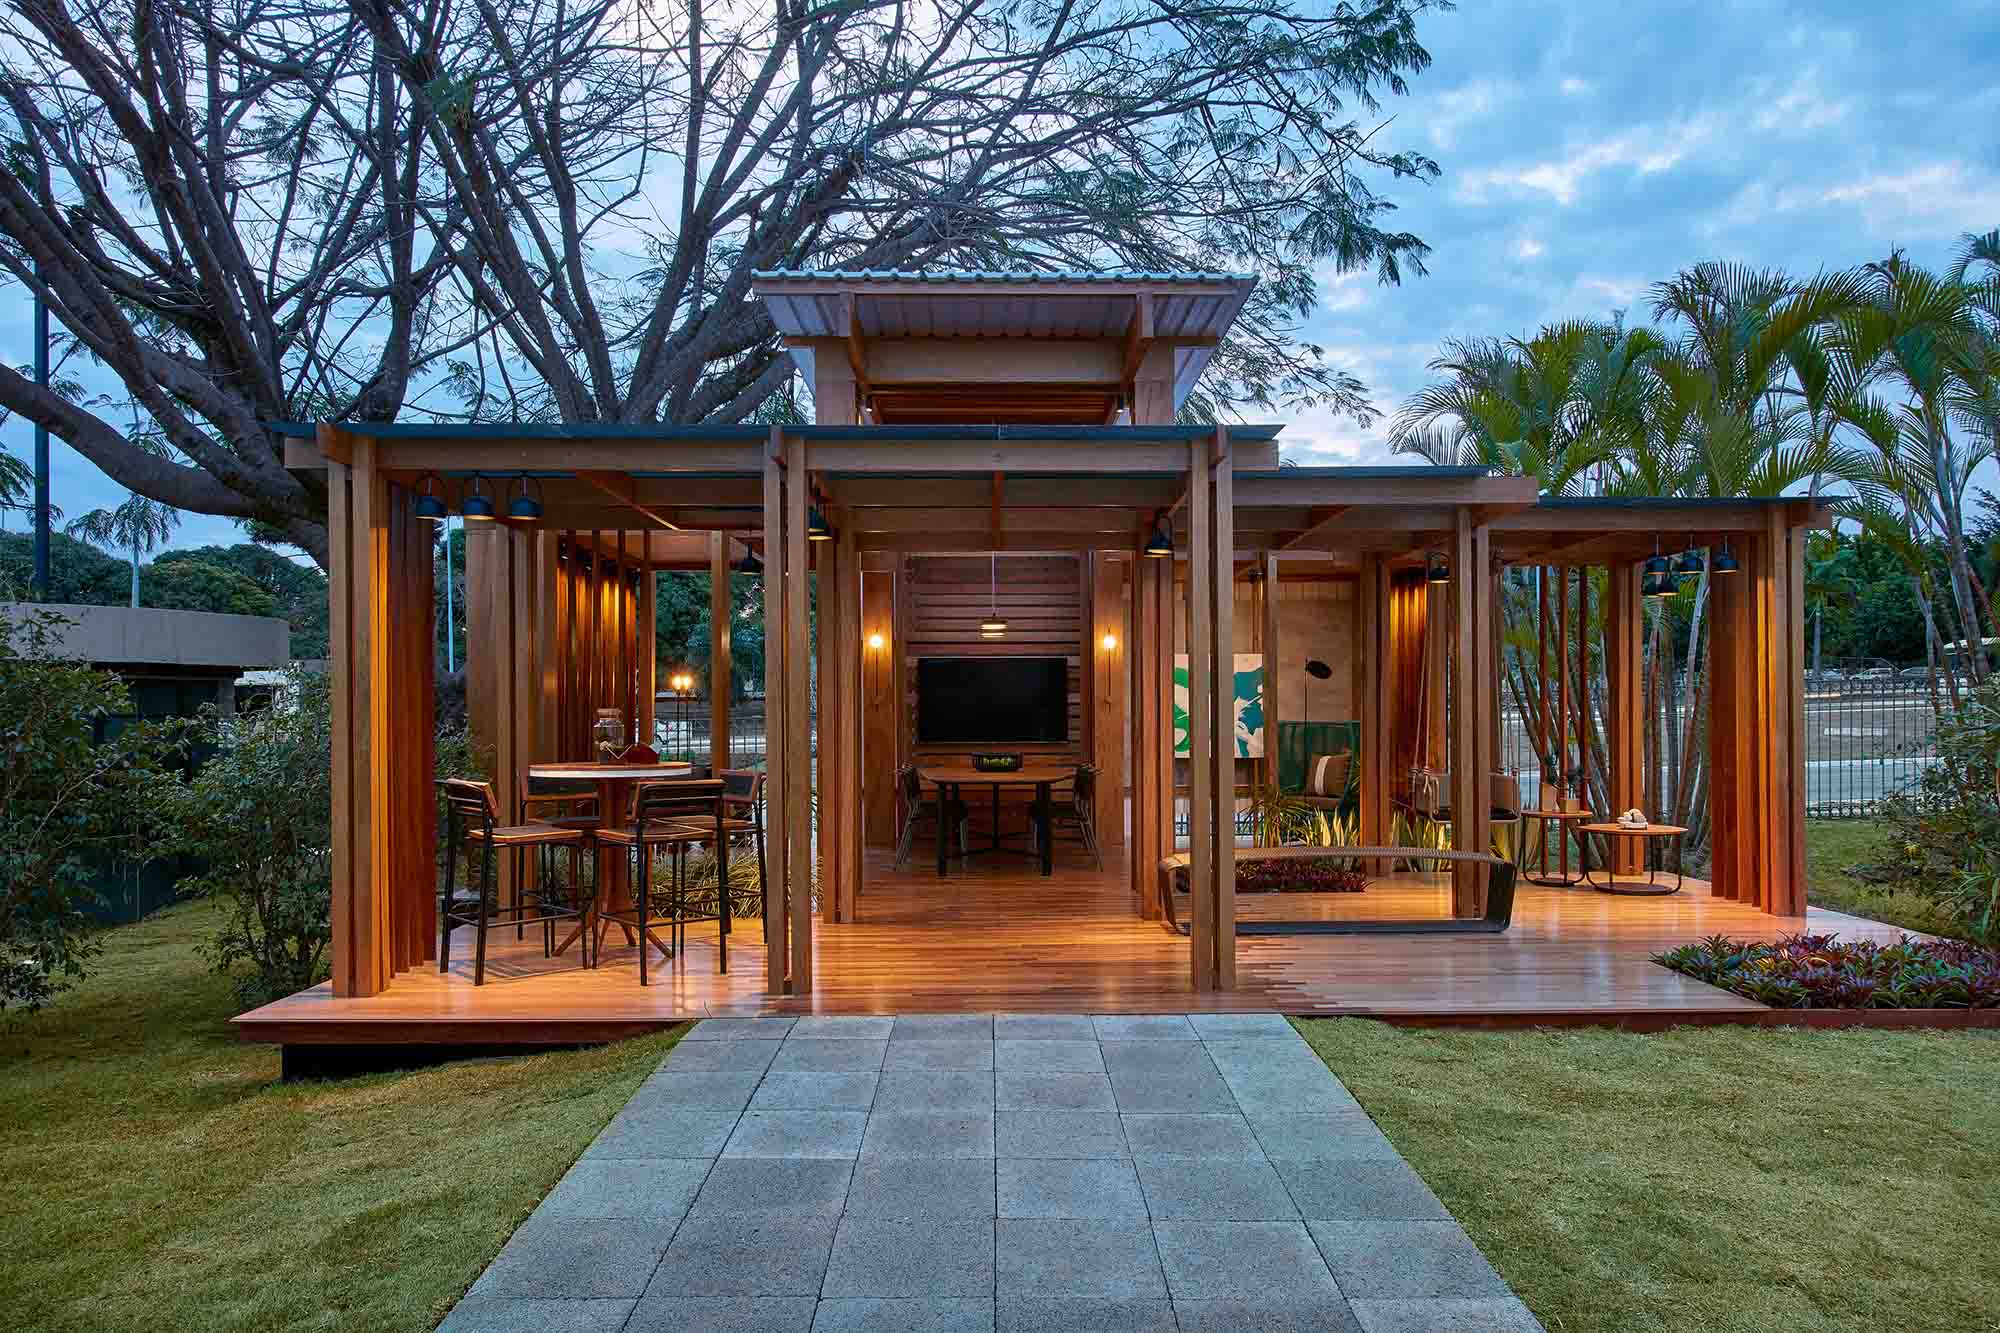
(686, 1017), (798, 1040)
(1150, 1220), (1341, 1299)
(860, 1111), (997, 1159)
(1090, 1015), (1197, 1041)
(691, 1158), (855, 1217)
(995, 1219), (1167, 1298)
(630, 1071), (763, 1112)
(995, 1071), (1117, 1112)
(821, 1217), (996, 1298)
(845, 1159), (997, 1219)
(438, 1297), (638, 1332)
(722, 1110), (869, 1159)
(661, 1039), (783, 1072)
(993, 1014), (1097, 1041)
(469, 1215), (677, 1299)
(625, 1297), (817, 1332)
(1274, 1159), (1452, 1221)
(538, 1157), (712, 1221)
(994, 1297), (1176, 1332)
(769, 1039), (890, 1073)
(790, 1016), (895, 1039)
(584, 1107), (739, 1160)
(1118, 1113), (1262, 1160)
(995, 1038), (1105, 1072)
(811, 1298), (994, 1332)
(649, 1213), (837, 1296)
(1133, 1156), (1299, 1221)
(995, 1110), (1129, 1158)
(997, 1158), (1148, 1220)
(884, 1039), (996, 1071)
(1347, 1297), (1545, 1332)
(750, 1072), (881, 1111)
(1306, 1221), (1514, 1300)
(873, 1070), (996, 1112)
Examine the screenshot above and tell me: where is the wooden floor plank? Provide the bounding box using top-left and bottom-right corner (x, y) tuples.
(234, 847), (1917, 1044)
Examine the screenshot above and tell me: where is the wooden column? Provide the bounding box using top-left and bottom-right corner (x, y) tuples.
(783, 433), (812, 991)
(1260, 551), (1280, 792)
(1472, 528), (1498, 911)
(1209, 430), (1236, 987)
(861, 556), (897, 846)
(1448, 509), (1480, 915)
(837, 523), (865, 906)
(1129, 547), (1164, 914)
(710, 532), (732, 774)
(816, 519), (843, 918)
(1091, 551), (1127, 847)
(636, 556), (657, 749)
(1185, 438), (1215, 989)
(323, 426), (435, 997)
(1354, 555), (1390, 869)
(762, 431), (789, 992)
(1707, 550), (1752, 904)
(1606, 563), (1646, 875)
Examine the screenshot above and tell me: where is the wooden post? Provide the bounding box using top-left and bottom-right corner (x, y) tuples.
(1185, 435), (1215, 990)
(861, 557), (897, 846)
(1209, 428), (1236, 988)
(762, 431), (788, 993)
(784, 433), (812, 991)
(1129, 547), (1160, 913)
(1091, 551), (1127, 847)
(1707, 549), (1749, 903)
(1449, 508), (1480, 915)
(1260, 550), (1280, 793)
(1606, 562), (1645, 876)
(1472, 527), (1497, 913)
(816, 517), (842, 918)
(1354, 554), (1389, 871)
(838, 521), (864, 912)
(710, 532), (732, 775)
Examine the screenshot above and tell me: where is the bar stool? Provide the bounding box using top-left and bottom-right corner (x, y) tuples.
(592, 780), (731, 983)
(438, 778), (595, 985)
(718, 769), (769, 917)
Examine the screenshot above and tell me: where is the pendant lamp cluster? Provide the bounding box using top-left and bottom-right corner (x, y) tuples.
(1641, 535), (1738, 597)
(413, 472), (543, 522)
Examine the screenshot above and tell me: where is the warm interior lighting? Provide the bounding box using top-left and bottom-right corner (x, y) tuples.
(867, 632), (885, 650)
(1101, 632), (1118, 651)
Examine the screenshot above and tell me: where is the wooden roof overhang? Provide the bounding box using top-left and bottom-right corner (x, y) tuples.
(275, 421), (1832, 570)
(752, 270), (1256, 424)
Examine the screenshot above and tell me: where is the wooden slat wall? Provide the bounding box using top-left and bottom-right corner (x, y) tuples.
(903, 554), (1086, 761)
(861, 559), (898, 845)
(324, 426), (436, 997)
(545, 532), (642, 759)
(1090, 552), (1127, 847)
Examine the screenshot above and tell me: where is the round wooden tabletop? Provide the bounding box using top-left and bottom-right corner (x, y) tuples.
(1578, 821), (1688, 837)
(1523, 808), (1590, 820)
(528, 761), (695, 781)
(920, 765), (1076, 785)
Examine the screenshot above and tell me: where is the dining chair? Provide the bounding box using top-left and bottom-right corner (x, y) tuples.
(438, 778), (595, 985)
(893, 765), (967, 869)
(717, 769), (769, 918)
(591, 779), (730, 983)
(1032, 764), (1105, 869)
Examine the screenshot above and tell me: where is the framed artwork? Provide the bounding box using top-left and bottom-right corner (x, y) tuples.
(1173, 653), (1265, 757)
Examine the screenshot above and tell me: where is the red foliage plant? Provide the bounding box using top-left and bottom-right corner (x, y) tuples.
(1653, 932), (2000, 1009)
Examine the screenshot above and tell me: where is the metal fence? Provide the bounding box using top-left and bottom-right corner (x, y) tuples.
(1498, 674), (1946, 820)
(652, 694), (801, 769)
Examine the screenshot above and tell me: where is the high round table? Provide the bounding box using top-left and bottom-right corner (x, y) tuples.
(920, 765), (1076, 877)
(528, 761), (694, 942)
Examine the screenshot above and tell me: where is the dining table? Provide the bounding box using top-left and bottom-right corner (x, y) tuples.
(528, 760), (694, 945)
(919, 765), (1077, 877)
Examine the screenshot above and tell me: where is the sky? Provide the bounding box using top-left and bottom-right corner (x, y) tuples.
(4, 0), (1999, 552)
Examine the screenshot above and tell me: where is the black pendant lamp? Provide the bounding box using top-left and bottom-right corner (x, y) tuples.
(1711, 540), (1739, 575)
(734, 546), (763, 575)
(806, 504), (833, 542)
(1674, 545), (1704, 576)
(1641, 536), (1674, 597)
(1427, 551), (1451, 583)
(507, 474), (543, 520)
(1143, 523), (1174, 558)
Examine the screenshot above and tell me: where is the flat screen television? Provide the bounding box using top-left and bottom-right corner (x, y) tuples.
(916, 656), (1068, 745)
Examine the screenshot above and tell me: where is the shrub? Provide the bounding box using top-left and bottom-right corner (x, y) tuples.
(1653, 932), (2000, 1009)
(0, 608), (177, 1010)
(1871, 678), (2000, 942)
(1236, 857), (1369, 894)
(161, 669), (334, 1005)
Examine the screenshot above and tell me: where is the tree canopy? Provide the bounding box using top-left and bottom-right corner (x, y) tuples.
(0, 0), (1451, 567)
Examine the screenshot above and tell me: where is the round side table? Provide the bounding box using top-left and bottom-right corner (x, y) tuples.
(1577, 822), (1688, 895)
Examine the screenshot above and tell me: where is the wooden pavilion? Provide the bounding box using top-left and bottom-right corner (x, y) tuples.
(242, 271), (1833, 1051)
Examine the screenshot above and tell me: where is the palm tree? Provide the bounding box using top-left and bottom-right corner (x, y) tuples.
(65, 494), (180, 606)
(1803, 532), (1862, 674)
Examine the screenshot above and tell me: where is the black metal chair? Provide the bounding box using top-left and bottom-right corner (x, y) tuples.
(717, 769), (770, 918)
(592, 779), (731, 983)
(893, 764), (968, 869)
(438, 778), (594, 984)
(1032, 764), (1105, 869)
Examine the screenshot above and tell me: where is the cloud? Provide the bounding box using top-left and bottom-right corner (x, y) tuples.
(1455, 119), (1715, 207)
(1424, 79), (1513, 150)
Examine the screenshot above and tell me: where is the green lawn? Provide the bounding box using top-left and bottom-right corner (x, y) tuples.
(1803, 818), (1968, 939)
(1298, 1019), (2000, 1333)
(0, 900), (682, 1333)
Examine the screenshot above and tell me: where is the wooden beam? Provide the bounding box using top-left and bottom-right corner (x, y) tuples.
(1275, 505), (1356, 551)
(576, 470), (683, 531)
(1122, 292), (1154, 383)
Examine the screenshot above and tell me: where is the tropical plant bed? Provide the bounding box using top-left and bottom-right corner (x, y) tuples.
(1654, 932), (2000, 1012)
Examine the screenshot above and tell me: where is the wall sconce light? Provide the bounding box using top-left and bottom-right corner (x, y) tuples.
(867, 632), (885, 650)
(1101, 632), (1118, 651)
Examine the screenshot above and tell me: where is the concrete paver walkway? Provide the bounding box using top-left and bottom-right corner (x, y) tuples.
(442, 1014), (1543, 1332)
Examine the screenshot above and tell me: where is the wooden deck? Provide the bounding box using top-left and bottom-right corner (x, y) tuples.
(234, 848), (1916, 1046)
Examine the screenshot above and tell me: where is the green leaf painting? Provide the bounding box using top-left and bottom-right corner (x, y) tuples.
(1173, 654), (1266, 758)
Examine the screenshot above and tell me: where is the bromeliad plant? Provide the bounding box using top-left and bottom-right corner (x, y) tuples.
(1234, 857), (1368, 895)
(1653, 932), (2000, 1009)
